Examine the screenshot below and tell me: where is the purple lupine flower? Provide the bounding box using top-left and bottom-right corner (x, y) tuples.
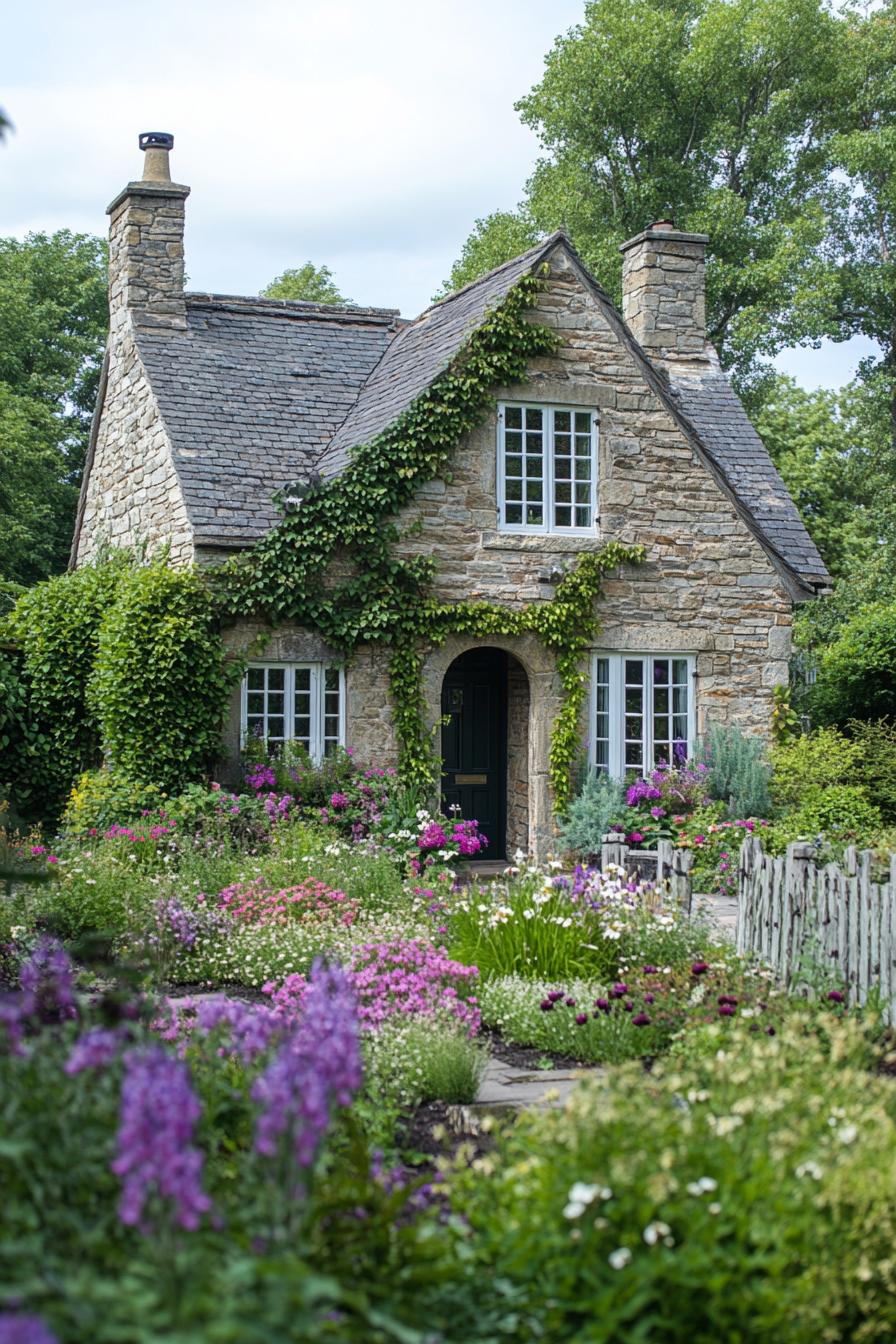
(19, 937), (76, 1022)
(65, 1027), (125, 1075)
(0, 1314), (59, 1344)
(252, 960), (362, 1175)
(153, 897), (201, 950)
(0, 995), (27, 1056)
(111, 1046), (211, 1232)
(195, 997), (283, 1063)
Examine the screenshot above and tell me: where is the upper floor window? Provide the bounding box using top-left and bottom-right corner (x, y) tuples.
(241, 663), (344, 763)
(591, 653), (696, 778)
(498, 403), (597, 534)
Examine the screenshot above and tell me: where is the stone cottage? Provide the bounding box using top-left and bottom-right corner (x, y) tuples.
(71, 133), (829, 859)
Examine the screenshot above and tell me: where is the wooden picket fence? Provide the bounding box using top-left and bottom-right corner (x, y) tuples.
(737, 836), (896, 1021)
(599, 834), (694, 911)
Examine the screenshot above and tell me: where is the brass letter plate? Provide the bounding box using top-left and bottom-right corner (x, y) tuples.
(455, 774), (487, 786)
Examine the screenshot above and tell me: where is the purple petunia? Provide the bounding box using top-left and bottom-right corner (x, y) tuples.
(111, 1046), (211, 1232)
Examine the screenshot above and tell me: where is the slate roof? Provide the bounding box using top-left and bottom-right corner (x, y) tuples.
(106, 234), (828, 591)
(135, 296), (399, 547)
(664, 364), (830, 588)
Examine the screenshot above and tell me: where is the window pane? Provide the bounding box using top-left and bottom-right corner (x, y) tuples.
(555, 410), (571, 433)
(555, 456), (571, 480)
(247, 692), (264, 714)
(574, 457), (591, 482)
(673, 686), (688, 715)
(654, 687), (669, 713)
(525, 481), (543, 502)
(295, 668), (311, 691)
(555, 506), (572, 527)
(625, 740), (643, 768)
(268, 668), (285, 690)
(526, 408), (543, 430)
(525, 454), (543, 477)
(653, 660), (669, 686)
(505, 478), (522, 501)
(625, 659), (643, 684)
(505, 454), (522, 477)
(247, 668), (264, 691)
(525, 505), (544, 525)
(575, 506), (591, 527)
(267, 716), (285, 740)
(505, 406), (522, 429)
(505, 503), (523, 524)
(673, 713), (689, 742)
(555, 481), (571, 503)
(575, 482), (591, 504)
(575, 412), (591, 434)
(673, 658), (689, 684)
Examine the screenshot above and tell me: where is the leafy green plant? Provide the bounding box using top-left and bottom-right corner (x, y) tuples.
(767, 785), (884, 854)
(847, 718), (896, 825)
(812, 600), (896, 725)
(769, 725), (861, 810)
(557, 769), (625, 859)
(4, 551), (131, 818)
(697, 723), (772, 818)
(61, 767), (168, 835)
(90, 563), (236, 793)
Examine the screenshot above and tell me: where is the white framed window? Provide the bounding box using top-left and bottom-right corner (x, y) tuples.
(241, 663), (345, 762)
(498, 403), (597, 533)
(590, 653), (696, 778)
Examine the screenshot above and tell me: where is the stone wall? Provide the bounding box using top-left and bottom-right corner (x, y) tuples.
(506, 655), (530, 857)
(106, 180), (190, 334)
(74, 322), (194, 566)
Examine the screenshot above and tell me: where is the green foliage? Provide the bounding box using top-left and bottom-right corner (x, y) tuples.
(557, 769), (625, 858)
(769, 725), (860, 810)
(847, 718), (896, 826)
(768, 785), (884, 853)
(698, 723), (772, 818)
(771, 684), (800, 746)
(0, 230), (108, 582)
(811, 600), (896, 725)
(0, 643), (46, 822)
(754, 376), (884, 577)
(453, 1015), (895, 1342)
(261, 261), (352, 305)
(91, 563), (235, 793)
(61, 767), (168, 835)
(5, 553), (131, 818)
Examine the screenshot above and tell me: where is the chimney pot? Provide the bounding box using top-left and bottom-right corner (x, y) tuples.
(139, 131), (174, 184)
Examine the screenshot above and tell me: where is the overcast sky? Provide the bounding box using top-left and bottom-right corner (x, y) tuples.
(2, 0), (878, 389)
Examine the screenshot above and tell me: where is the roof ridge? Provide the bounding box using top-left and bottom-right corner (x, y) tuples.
(184, 293), (401, 324)
(416, 230), (569, 319)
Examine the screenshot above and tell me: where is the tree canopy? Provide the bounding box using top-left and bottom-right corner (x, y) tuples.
(261, 262), (352, 305)
(0, 231), (108, 586)
(442, 0), (894, 416)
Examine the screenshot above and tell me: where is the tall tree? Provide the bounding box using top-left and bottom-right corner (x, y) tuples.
(826, 1), (896, 447)
(443, 0), (846, 385)
(0, 231), (108, 584)
(262, 262), (351, 305)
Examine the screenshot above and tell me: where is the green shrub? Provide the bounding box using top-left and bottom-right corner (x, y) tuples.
(61, 767), (168, 834)
(768, 785), (884, 854)
(0, 644), (47, 822)
(847, 718), (896, 825)
(451, 1016), (896, 1342)
(769, 726), (861, 810)
(90, 563), (235, 792)
(812, 600), (896, 725)
(4, 553), (131, 817)
(557, 769), (625, 858)
(697, 723), (772, 818)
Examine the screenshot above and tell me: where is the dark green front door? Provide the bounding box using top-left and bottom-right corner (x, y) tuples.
(441, 648), (506, 860)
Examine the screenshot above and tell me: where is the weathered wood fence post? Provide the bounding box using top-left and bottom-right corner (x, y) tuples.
(670, 847), (694, 914)
(601, 834), (629, 871)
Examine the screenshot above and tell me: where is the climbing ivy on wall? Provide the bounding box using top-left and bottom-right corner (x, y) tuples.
(214, 271), (644, 812)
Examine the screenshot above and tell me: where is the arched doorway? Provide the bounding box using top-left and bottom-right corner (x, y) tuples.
(440, 648), (530, 860)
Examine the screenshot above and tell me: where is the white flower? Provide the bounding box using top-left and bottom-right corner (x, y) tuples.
(548, 859), (564, 871)
(686, 1177), (718, 1196)
(836, 1123), (858, 1145)
(643, 1220), (671, 1246)
(608, 1247), (632, 1270)
(708, 1202), (721, 1215)
(796, 1161), (823, 1180)
(522, 908), (535, 920)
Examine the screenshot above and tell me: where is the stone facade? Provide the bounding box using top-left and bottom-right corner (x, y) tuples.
(76, 146), (811, 860)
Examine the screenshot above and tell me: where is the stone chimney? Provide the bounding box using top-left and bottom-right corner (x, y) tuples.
(106, 133), (190, 332)
(620, 220), (709, 360)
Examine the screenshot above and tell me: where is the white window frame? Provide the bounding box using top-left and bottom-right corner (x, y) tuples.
(497, 402), (598, 535)
(590, 653), (697, 780)
(240, 663), (346, 764)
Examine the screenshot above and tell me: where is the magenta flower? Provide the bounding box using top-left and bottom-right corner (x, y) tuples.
(691, 962), (710, 976)
(826, 990), (845, 1004)
(718, 1004), (736, 1017)
(575, 1013), (588, 1026)
(540, 999), (554, 1012)
(112, 1046), (211, 1232)
(329, 792), (349, 810)
(594, 998), (610, 1013)
(610, 983), (628, 999)
(632, 1013), (651, 1027)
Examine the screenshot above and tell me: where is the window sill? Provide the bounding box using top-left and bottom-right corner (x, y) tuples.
(482, 531), (603, 553)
